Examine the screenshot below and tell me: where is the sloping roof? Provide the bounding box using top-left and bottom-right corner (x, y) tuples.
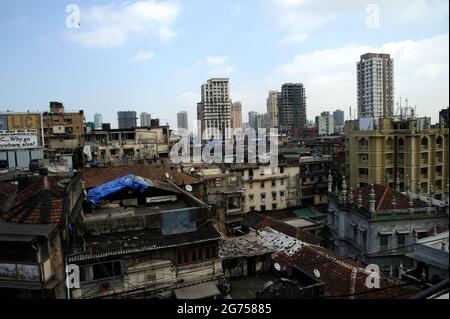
(82, 165), (202, 188)
(219, 232), (275, 259)
(0, 182), (16, 199)
(3, 177), (66, 225)
(68, 223), (222, 262)
(350, 184), (426, 212)
(255, 216), (321, 245)
(274, 243), (418, 299)
(0, 219), (57, 240)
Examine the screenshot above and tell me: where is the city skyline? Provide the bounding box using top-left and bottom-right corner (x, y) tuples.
(0, 0), (448, 129)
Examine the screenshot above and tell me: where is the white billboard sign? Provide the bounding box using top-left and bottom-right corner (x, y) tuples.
(0, 130), (39, 150)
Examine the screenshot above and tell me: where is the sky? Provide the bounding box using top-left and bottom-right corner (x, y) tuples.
(0, 0), (448, 129)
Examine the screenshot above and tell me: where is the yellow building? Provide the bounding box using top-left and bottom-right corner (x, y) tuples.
(42, 102), (86, 151)
(345, 117), (449, 200)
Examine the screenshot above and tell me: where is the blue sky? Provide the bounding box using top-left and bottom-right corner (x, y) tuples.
(0, 0), (448, 128)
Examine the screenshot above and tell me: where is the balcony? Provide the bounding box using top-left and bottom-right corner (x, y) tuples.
(79, 276), (124, 298)
(0, 258), (54, 287)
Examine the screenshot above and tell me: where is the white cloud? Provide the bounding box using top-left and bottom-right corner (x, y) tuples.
(66, 0), (181, 48)
(206, 56), (229, 65)
(276, 34), (449, 121)
(196, 56), (236, 76)
(264, 0), (449, 44)
(227, 2), (243, 16)
(130, 50), (155, 62)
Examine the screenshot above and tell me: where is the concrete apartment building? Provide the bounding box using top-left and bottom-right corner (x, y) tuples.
(278, 83), (307, 133)
(333, 109), (345, 134)
(140, 112), (152, 127)
(357, 53), (394, 119)
(42, 102), (86, 156)
(231, 102), (242, 129)
(345, 116), (449, 200)
(85, 126), (170, 163)
(257, 113), (269, 131)
(118, 111), (137, 129)
(177, 111), (188, 131)
(197, 78), (232, 140)
(316, 111), (335, 136)
(267, 91), (279, 128)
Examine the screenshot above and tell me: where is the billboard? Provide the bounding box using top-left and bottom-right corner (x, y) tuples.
(0, 130), (39, 150)
(7, 114), (40, 130)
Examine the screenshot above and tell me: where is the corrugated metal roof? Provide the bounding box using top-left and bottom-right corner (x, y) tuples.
(68, 223), (222, 262)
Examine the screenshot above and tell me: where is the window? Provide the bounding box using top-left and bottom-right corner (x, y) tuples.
(380, 235), (389, 251)
(272, 204), (277, 210)
(280, 167), (284, 174)
(260, 205), (266, 211)
(359, 138), (368, 148)
(272, 180), (276, 187)
(272, 192), (277, 201)
(83, 261), (122, 282)
(280, 191), (285, 198)
(261, 182), (265, 188)
(361, 230), (367, 247)
(249, 194), (254, 201)
(261, 193), (266, 201)
(398, 234), (406, 248)
(280, 179), (285, 186)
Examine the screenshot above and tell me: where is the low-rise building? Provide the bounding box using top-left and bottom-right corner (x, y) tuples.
(0, 173), (84, 299)
(200, 168), (244, 236)
(68, 175), (223, 299)
(85, 126), (170, 164)
(326, 179), (449, 275)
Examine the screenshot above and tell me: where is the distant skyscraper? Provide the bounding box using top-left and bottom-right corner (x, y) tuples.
(94, 113), (103, 129)
(333, 109), (345, 126)
(118, 111), (137, 129)
(257, 113), (269, 130)
(357, 53), (394, 119)
(439, 108), (449, 128)
(316, 111), (335, 136)
(197, 78), (232, 140)
(231, 101), (242, 129)
(177, 111), (189, 130)
(248, 111), (258, 131)
(140, 112), (152, 127)
(278, 83), (307, 133)
(266, 91), (279, 128)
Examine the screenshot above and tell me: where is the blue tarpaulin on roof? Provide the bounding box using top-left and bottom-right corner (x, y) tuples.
(87, 174), (149, 205)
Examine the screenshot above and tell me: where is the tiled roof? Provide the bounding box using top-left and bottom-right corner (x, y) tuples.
(255, 216), (321, 245)
(0, 182), (16, 207)
(82, 165), (202, 188)
(3, 177), (66, 225)
(350, 184), (426, 212)
(274, 244), (418, 299)
(68, 223), (222, 262)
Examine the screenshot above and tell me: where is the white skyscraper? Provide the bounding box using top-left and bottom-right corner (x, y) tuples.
(197, 78), (232, 140)
(140, 112), (152, 127)
(315, 111), (335, 136)
(266, 91), (279, 128)
(94, 113), (103, 129)
(357, 53), (394, 119)
(177, 111), (188, 131)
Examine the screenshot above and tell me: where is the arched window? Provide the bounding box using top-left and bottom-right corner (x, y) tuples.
(421, 137), (428, 149)
(359, 138), (368, 148)
(386, 137), (393, 149)
(398, 138), (404, 147)
(436, 135), (443, 148)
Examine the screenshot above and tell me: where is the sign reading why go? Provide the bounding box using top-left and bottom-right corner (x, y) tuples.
(0, 131), (39, 150)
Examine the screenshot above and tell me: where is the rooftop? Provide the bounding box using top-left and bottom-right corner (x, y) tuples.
(219, 232), (275, 259)
(68, 222), (222, 263)
(2, 176), (66, 225)
(82, 164), (202, 189)
(283, 218), (318, 229)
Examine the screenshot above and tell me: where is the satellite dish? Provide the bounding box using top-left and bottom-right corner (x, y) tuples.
(185, 185), (193, 192)
(313, 269), (321, 278)
(165, 172), (170, 179)
(274, 263), (281, 271)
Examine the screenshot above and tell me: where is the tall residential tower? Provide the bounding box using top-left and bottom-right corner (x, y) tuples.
(357, 53), (394, 119)
(197, 78), (232, 140)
